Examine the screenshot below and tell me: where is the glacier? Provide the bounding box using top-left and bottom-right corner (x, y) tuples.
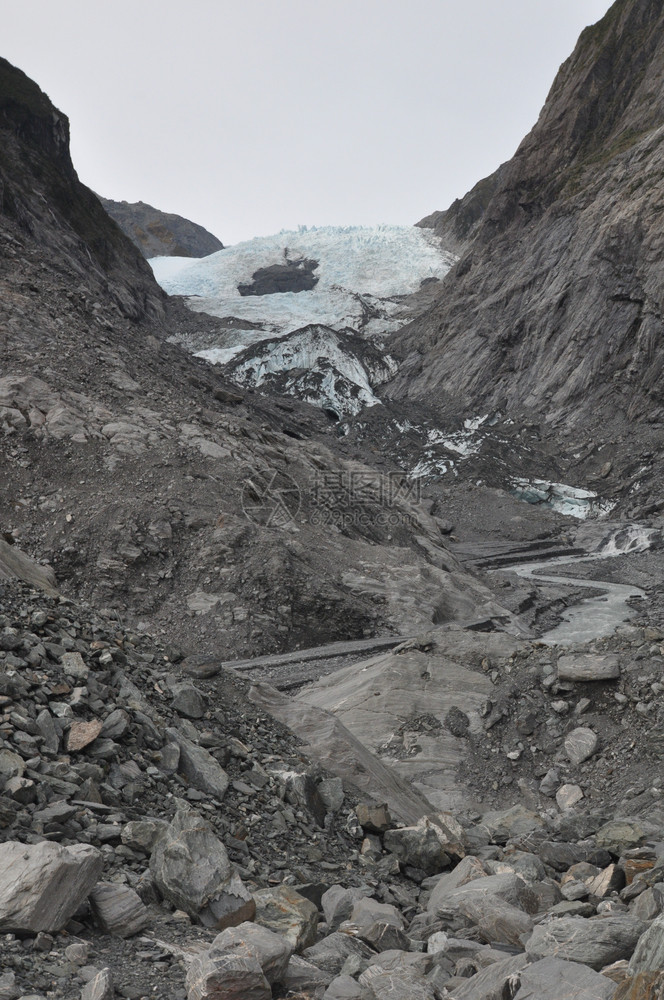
(150, 224), (456, 345)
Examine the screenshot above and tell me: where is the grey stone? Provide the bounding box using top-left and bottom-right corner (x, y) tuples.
(628, 912), (664, 974)
(121, 819), (168, 853)
(0, 971), (18, 1000)
(349, 898), (404, 931)
(89, 882), (149, 937)
(356, 803), (392, 833)
(150, 801), (254, 929)
(322, 885), (369, 932)
(383, 816), (458, 875)
(358, 964), (438, 999)
(430, 871), (536, 921)
(323, 974), (368, 999)
(100, 709), (130, 740)
(81, 968), (114, 1000)
(526, 915), (647, 970)
(556, 784), (584, 810)
(451, 954), (530, 1000)
(481, 805), (545, 843)
(165, 727), (229, 801)
(185, 953), (270, 1000)
(359, 921), (409, 953)
(595, 820), (647, 854)
(539, 769), (559, 797)
(427, 855), (488, 914)
(171, 683), (207, 719)
(318, 777), (344, 814)
(0, 841), (102, 933)
(303, 933), (374, 976)
(35, 711), (60, 754)
(253, 886), (318, 952)
(210, 921), (292, 986)
(565, 727), (599, 766)
(456, 892), (534, 947)
(512, 956), (617, 999)
(60, 651), (89, 679)
(557, 654), (621, 682)
(0, 750), (25, 784)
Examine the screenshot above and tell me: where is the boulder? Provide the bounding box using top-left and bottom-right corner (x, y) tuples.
(595, 821), (647, 854)
(89, 883), (149, 938)
(427, 855), (487, 913)
(322, 885), (369, 932)
(171, 683), (207, 719)
(303, 932), (374, 976)
(615, 971), (664, 999)
(81, 968), (114, 1000)
(165, 727), (229, 801)
(526, 915), (647, 970)
(455, 892), (534, 947)
(557, 784), (584, 810)
(628, 913), (664, 974)
(0, 841), (102, 933)
(384, 816), (459, 875)
(358, 964), (438, 999)
(565, 728), (599, 766)
(253, 886), (318, 952)
(282, 955), (334, 996)
(452, 954), (530, 1000)
(512, 956), (617, 999)
(150, 802), (254, 929)
(356, 803), (392, 834)
(557, 654), (620, 682)
(323, 974), (368, 999)
(185, 952), (270, 1000)
(209, 922), (292, 986)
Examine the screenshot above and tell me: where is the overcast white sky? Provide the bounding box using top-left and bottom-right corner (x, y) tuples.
(4, 0), (613, 246)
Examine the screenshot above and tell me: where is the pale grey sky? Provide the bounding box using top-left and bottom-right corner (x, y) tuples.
(4, 0), (613, 245)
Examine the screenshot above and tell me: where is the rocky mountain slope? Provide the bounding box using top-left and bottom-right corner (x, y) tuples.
(0, 55), (511, 665)
(392, 0), (664, 444)
(100, 198), (224, 259)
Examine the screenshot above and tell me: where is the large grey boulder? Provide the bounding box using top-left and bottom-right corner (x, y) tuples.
(628, 912), (664, 974)
(81, 968), (114, 1000)
(358, 964), (438, 999)
(526, 915), (647, 970)
(210, 922), (292, 986)
(430, 872), (536, 921)
(185, 952), (270, 1000)
(383, 815), (463, 875)
(455, 892), (534, 947)
(512, 956), (617, 999)
(452, 954), (530, 1000)
(303, 932), (374, 976)
(165, 728), (229, 801)
(253, 886), (318, 952)
(322, 885), (370, 932)
(150, 802), (254, 929)
(89, 883), (149, 938)
(0, 841), (102, 933)
(426, 855), (487, 913)
(557, 654), (620, 682)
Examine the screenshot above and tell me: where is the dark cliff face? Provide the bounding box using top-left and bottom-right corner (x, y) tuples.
(392, 0), (664, 433)
(0, 57), (166, 323)
(100, 198), (224, 259)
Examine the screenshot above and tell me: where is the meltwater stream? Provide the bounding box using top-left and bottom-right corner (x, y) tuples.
(508, 525), (658, 645)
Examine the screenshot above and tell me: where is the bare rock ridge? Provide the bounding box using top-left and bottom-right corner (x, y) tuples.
(100, 197), (224, 259)
(0, 58), (165, 324)
(394, 0), (664, 434)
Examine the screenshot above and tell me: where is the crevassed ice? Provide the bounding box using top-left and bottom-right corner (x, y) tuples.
(150, 225), (456, 339)
(511, 478), (615, 519)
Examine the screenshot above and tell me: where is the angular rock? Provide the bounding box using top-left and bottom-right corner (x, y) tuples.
(210, 921), (292, 986)
(565, 728), (599, 766)
(253, 886), (318, 952)
(596, 821), (647, 854)
(356, 803), (392, 834)
(615, 971), (664, 999)
(452, 954), (530, 1000)
(81, 968), (114, 1000)
(185, 952), (270, 1000)
(67, 719), (103, 752)
(456, 892), (534, 947)
(60, 652), (89, 680)
(89, 882), (149, 938)
(350, 898), (404, 931)
(427, 855), (487, 914)
(165, 727), (229, 801)
(628, 912), (664, 974)
(383, 815), (461, 875)
(557, 654), (621, 682)
(512, 956), (617, 999)
(358, 964), (437, 1000)
(557, 784), (584, 811)
(100, 709), (130, 740)
(481, 804), (545, 843)
(150, 802), (254, 929)
(303, 932), (374, 976)
(283, 955), (333, 996)
(323, 974), (368, 999)
(587, 864), (626, 899)
(0, 750), (25, 784)
(0, 841), (102, 933)
(172, 683), (207, 720)
(526, 915), (647, 970)
(322, 885), (370, 932)
(121, 819), (168, 853)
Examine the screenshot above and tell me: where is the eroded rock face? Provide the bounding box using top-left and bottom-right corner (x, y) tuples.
(238, 258), (319, 296)
(100, 198), (224, 259)
(0, 841), (103, 933)
(393, 0), (664, 435)
(149, 802), (255, 929)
